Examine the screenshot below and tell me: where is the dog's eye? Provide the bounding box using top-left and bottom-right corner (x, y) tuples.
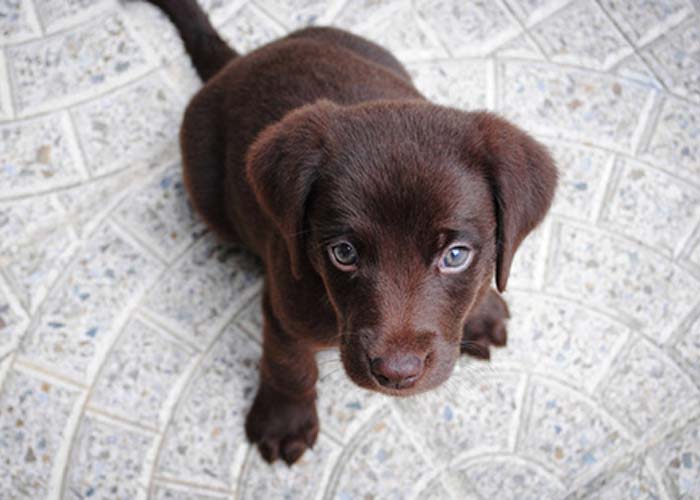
(329, 241), (358, 271)
(439, 245), (472, 272)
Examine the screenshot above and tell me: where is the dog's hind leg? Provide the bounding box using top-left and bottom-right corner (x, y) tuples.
(461, 288), (509, 360)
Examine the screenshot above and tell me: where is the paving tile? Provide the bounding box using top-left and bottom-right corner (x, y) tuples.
(600, 157), (700, 256)
(407, 59), (489, 111)
(63, 415), (155, 499)
(492, 33), (545, 60)
(237, 433), (340, 500)
(452, 456), (566, 499)
(71, 71), (184, 176)
(151, 482), (230, 500)
(315, 349), (385, 443)
(417, 0), (519, 57)
(255, 0), (341, 29)
(336, 1), (446, 61)
(519, 378), (630, 482)
(112, 162), (206, 261)
(641, 16), (700, 103)
(613, 54), (665, 89)
(507, 222), (547, 289)
(544, 222), (700, 339)
(0, 112), (85, 198)
(599, 0), (692, 46)
(640, 96), (700, 184)
(18, 222), (163, 381)
(88, 318), (196, 429)
(499, 61), (653, 152)
(328, 409), (433, 500)
(0, 368), (81, 498)
(573, 458), (663, 499)
(530, 0), (632, 70)
(395, 372), (521, 460)
(600, 338), (699, 436)
(650, 418), (700, 499)
(142, 234), (261, 346)
(219, 3), (286, 56)
(156, 323), (259, 489)
(495, 293), (630, 392)
(504, 0), (571, 26)
(6, 12), (152, 115)
(232, 294), (263, 342)
(544, 140), (612, 220)
(0, 196), (76, 314)
(0, 276), (27, 359)
(33, 0), (114, 34)
(0, 0), (41, 44)
(671, 314), (700, 388)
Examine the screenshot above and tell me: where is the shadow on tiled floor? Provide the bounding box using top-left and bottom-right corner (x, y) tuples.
(1, 0), (699, 498)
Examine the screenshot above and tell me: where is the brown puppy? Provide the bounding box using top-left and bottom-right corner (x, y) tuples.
(146, 0), (557, 465)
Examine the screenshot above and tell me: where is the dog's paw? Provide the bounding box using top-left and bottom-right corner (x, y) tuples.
(461, 290), (509, 360)
(245, 383), (319, 465)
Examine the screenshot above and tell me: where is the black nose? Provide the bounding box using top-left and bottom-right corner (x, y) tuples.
(370, 352), (425, 390)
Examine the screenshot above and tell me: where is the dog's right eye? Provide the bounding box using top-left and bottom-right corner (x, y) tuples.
(328, 242), (358, 271)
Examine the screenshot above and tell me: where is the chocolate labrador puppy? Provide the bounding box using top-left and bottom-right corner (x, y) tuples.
(146, 0), (557, 465)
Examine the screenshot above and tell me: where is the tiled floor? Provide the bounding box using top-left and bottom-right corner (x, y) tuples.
(1, 0), (699, 498)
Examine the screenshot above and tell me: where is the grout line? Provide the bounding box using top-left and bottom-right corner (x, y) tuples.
(591, 154), (620, 224)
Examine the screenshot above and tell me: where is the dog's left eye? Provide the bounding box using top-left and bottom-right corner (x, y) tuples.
(439, 245), (472, 272)
(329, 241), (358, 271)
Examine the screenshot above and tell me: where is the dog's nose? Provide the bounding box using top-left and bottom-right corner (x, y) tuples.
(370, 352), (424, 389)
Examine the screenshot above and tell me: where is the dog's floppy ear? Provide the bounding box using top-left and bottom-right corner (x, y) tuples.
(463, 112), (557, 293)
(246, 100), (337, 279)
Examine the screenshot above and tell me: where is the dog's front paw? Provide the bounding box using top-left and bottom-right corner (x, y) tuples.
(245, 383), (319, 465)
(461, 289), (509, 360)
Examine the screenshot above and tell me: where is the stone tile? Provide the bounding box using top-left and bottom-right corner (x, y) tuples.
(499, 61), (653, 152)
(142, 234), (261, 345)
(112, 163), (206, 261)
(492, 33), (545, 60)
(640, 97), (700, 183)
(417, 0), (519, 57)
(329, 409), (433, 499)
(504, 0), (571, 26)
(600, 0), (692, 46)
(508, 222), (546, 289)
(336, 1), (446, 61)
(0, 368), (81, 498)
(519, 379), (629, 482)
(544, 223), (700, 338)
(453, 457), (566, 499)
(413, 476), (459, 500)
(600, 158), (700, 256)
(88, 318), (196, 429)
(544, 140), (612, 220)
(6, 12), (152, 115)
(315, 350), (385, 443)
(156, 323), (259, 489)
(407, 59), (489, 111)
(600, 338), (699, 436)
(613, 54), (665, 89)
(121, 0), (186, 66)
(0, 277), (27, 358)
(0, 112), (85, 198)
(494, 293), (630, 392)
(33, 0), (114, 33)
(18, 222), (163, 381)
(63, 415), (155, 499)
(396, 372), (521, 460)
(232, 294), (263, 343)
(650, 418), (700, 499)
(672, 314), (700, 387)
(0, 196), (76, 314)
(0, 0), (41, 44)
(238, 433), (340, 500)
(530, 0), (632, 70)
(219, 3), (286, 56)
(71, 71), (184, 176)
(255, 0), (340, 29)
(573, 458), (663, 499)
(151, 482), (230, 500)
(199, 0), (248, 27)
(642, 16), (700, 103)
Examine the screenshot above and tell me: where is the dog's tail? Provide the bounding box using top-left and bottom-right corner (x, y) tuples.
(146, 0), (236, 81)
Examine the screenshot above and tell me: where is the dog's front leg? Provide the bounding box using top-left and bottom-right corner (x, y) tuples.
(461, 288), (509, 360)
(245, 291), (319, 465)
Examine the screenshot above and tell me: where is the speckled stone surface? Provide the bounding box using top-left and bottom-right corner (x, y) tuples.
(0, 1), (699, 499)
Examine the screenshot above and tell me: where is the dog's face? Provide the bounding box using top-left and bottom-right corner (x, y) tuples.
(247, 100), (556, 396)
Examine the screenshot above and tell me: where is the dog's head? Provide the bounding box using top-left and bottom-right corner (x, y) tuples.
(247, 100), (556, 396)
